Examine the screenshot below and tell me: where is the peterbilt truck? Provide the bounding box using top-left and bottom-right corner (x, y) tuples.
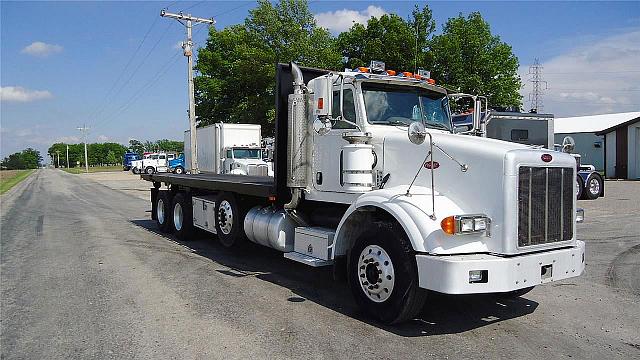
(142, 62), (585, 324)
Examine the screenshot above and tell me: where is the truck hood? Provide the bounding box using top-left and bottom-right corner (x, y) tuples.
(233, 158), (267, 166)
(380, 127), (577, 254)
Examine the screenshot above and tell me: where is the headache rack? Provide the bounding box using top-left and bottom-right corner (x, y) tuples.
(517, 166), (574, 247)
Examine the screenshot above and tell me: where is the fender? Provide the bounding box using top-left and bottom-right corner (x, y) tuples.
(333, 185), (494, 257)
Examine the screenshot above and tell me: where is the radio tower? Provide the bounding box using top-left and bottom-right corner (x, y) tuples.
(528, 58), (548, 113)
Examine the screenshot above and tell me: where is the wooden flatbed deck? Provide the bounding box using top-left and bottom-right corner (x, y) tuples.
(141, 172), (275, 198)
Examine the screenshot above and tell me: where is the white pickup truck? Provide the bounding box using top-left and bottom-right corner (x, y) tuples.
(131, 152), (177, 174)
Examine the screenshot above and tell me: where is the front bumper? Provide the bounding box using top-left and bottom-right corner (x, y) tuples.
(415, 241), (585, 294)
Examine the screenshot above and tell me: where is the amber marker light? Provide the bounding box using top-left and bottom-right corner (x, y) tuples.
(441, 216), (456, 235)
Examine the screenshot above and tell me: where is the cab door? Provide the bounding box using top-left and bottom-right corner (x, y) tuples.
(312, 85), (358, 192)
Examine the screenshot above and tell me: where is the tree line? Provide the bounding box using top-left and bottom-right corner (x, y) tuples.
(46, 139), (184, 168)
(1, 148), (43, 170)
(195, 0), (522, 134)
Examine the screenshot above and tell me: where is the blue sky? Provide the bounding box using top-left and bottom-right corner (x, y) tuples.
(1, 1), (639, 160)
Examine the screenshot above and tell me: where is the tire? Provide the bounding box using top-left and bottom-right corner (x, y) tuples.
(215, 192), (247, 248)
(155, 191), (172, 233)
(145, 166), (155, 175)
(172, 193), (194, 241)
(498, 286), (535, 298)
(174, 166), (184, 174)
(132, 167), (139, 175)
(576, 176), (584, 200)
(584, 173), (602, 200)
(348, 222), (427, 324)
(123, 166), (130, 171)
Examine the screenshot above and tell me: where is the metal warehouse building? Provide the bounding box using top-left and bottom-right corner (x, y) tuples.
(554, 112), (640, 179)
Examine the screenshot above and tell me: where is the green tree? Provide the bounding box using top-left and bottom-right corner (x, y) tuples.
(129, 139), (145, 156)
(337, 5), (436, 72)
(426, 12), (522, 108)
(105, 150), (117, 165)
(1, 148), (41, 169)
(156, 139), (184, 153)
(195, 0), (342, 134)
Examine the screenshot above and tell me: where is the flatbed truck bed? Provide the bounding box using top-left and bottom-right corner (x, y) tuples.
(141, 172), (275, 198)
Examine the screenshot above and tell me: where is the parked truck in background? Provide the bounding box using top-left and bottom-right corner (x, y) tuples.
(131, 152), (177, 174)
(184, 123), (270, 177)
(452, 111), (604, 200)
(142, 62), (585, 324)
(123, 151), (141, 171)
(168, 154), (185, 174)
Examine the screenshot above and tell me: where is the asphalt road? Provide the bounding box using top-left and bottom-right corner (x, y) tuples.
(1, 169), (639, 359)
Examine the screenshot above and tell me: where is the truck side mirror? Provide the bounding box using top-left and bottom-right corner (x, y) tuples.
(313, 75), (333, 117)
(313, 117), (332, 136)
(408, 121), (426, 145)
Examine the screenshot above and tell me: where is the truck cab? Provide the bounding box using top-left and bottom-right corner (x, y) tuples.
(222, 147), (268, 176)
(131, 152), (176, 174)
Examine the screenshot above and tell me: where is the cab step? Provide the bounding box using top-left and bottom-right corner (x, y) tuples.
(284, 252), (333, 267)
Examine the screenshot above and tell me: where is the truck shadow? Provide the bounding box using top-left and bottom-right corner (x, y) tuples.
(130, 219), (539, 337)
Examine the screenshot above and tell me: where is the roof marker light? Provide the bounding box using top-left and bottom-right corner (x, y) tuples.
(358, 67), (369, 73)
(402, 71), (413, 77)
(427, 78), (436, 85)
(386, 70), (396, 76)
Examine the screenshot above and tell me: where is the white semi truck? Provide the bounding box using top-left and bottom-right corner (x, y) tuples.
(142, 62), (585, 324)
(131, 152), (177, 174)
(184, 123), (269, 177)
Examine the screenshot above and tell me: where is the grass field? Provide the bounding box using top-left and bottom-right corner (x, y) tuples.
(0, 169), (35, 194)
(62, 166), (123, 174)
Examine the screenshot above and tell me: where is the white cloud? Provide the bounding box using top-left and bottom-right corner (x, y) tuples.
(55, 136), (81, 144)
(315, 5), (387, 33)
(519, 29), (640, 117)
(21, 41), (63, 57)
(0, 86), (53, 102)
(96, 135), (110, 142)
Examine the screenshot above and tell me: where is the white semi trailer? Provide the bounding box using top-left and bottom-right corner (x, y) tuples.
(184, 123), (269, 176)
(142, 62), (585, 324)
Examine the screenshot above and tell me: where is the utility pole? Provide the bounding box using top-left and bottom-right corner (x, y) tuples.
(161, 9), (215, 174)
(77, 124), (90, 173)
(528, 58), (548, 113)
(55, 150), (61, 168)
(66, 144), (69, 168)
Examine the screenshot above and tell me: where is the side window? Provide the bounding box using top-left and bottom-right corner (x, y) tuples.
(226, 149), (233, 158)
(159, 155), (166, 160)
(332, 89), (356, 129)
(511, 129), (529, 141)
(151, 155), (159, 160)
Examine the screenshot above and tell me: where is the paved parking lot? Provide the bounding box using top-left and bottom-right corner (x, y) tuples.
(1, 170), (638, 359)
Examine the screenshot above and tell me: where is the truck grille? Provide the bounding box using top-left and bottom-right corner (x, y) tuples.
(247, 164), (269, 177)
(518, 167), (573, 247)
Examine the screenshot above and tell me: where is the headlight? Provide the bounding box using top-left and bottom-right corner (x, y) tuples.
(441, 214), (491, 236)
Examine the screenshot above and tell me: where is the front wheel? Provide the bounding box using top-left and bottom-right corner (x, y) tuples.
(348, 223), (427, 324)
(576, 176), (584, 200)
(145, 166), (155, 175)
(174, 166), (184, 174)
(132, 167), (139, 175)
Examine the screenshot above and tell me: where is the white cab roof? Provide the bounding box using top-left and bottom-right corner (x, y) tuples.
(554, 111), (640, 134)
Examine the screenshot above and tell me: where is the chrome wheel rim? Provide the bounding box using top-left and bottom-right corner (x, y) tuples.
(576, 179), (581, 196)
(218, 200), (233, 235)
(157, 198), (165, 224)
(358, 245), (394, 303)
(176, 167), (183, 174)
(589, 178), (600, 194)
(173, 202), (183, 231)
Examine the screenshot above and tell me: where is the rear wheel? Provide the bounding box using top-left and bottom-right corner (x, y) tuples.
(174, 166), (184, 174)
(215, 192), (247, 248)
(172, 193), (194, 241)
(155, 191), (172, 233)
(348, 222), (427, 324)
(132, 167), (139, 174)
(145, 166), (155, 175)
(576, 176), (584, 200)
(585, 173), (602, 200)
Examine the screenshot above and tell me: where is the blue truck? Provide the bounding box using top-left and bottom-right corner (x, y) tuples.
(123, 152), (141, 171)
(168, 154), (185, 174)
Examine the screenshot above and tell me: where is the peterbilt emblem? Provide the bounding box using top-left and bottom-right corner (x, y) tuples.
(424, 161), (440, 169)
(307, 244), (313, 254)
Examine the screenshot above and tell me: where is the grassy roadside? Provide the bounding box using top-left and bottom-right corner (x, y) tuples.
(62, 166), (123, 174)
(0, 169), (35, 194)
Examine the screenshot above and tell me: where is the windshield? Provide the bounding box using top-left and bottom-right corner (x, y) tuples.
(362, 83), (451, 130)
(233, 148), (261, 159)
